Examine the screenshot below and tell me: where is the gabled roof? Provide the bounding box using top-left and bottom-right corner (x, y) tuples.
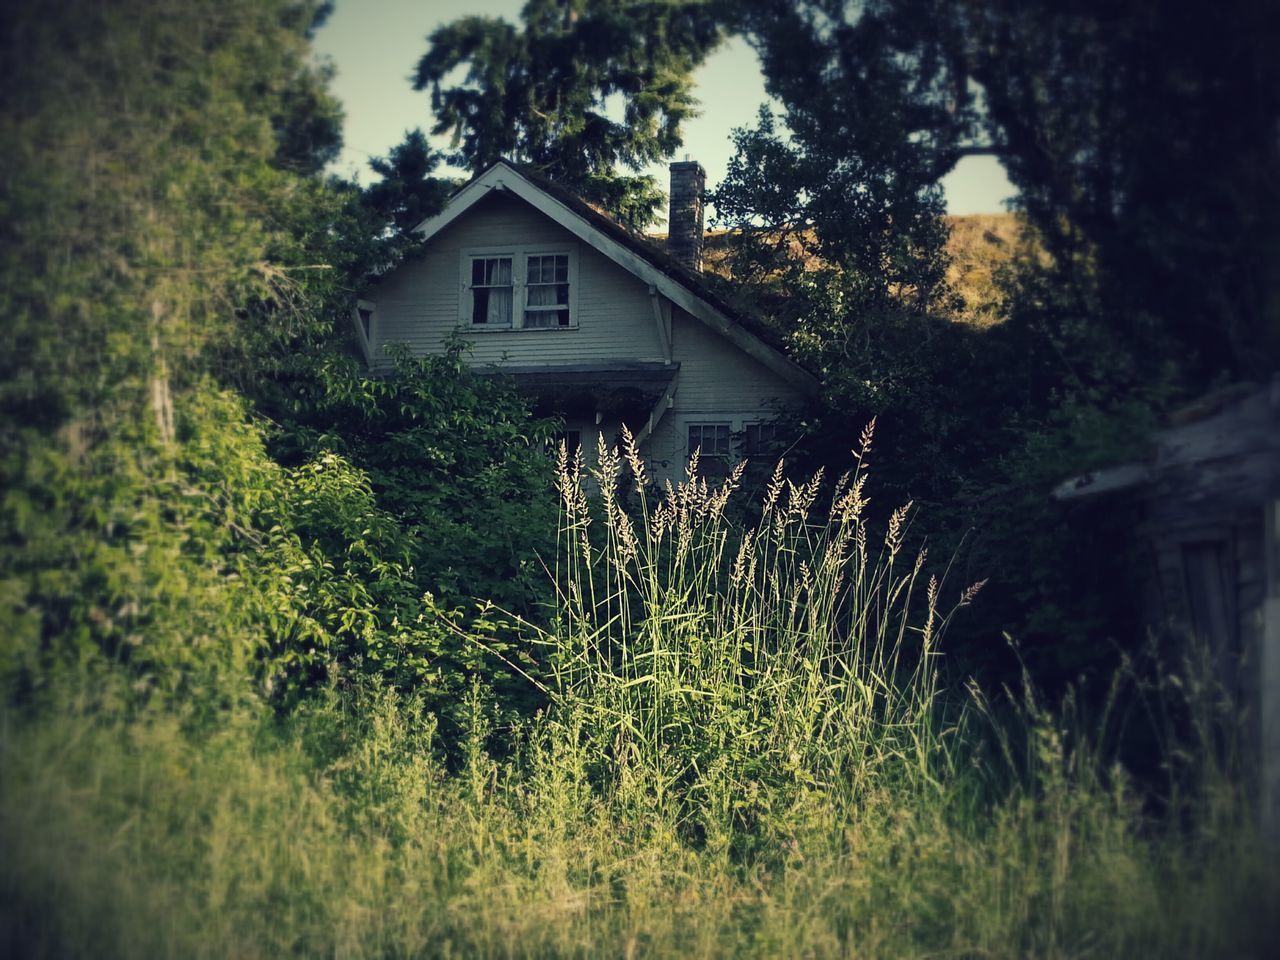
(410, 160), (818, 394)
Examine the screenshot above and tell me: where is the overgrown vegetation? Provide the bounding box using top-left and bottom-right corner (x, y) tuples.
(4, 443), (1274, 958)
(705, 0), (1280, 687)
(2, 0), (1274, 956)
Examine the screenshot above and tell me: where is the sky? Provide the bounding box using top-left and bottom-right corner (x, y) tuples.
(312, 0), (1015, 219)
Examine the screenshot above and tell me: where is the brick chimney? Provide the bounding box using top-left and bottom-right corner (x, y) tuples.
(667, 160), (706, 272)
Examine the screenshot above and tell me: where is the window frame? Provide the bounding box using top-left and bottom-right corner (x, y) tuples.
(741, 421), (780, 460)
(460, 244), (579, 331)
(354, 298), (377, 362)
(686, 421), (733, 460)
(466, 253), (516, 328)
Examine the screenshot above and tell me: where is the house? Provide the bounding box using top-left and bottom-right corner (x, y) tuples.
(1055, 378), (1280, 845)
(352, 160), (818, 485)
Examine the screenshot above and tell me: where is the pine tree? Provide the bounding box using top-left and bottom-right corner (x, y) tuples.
(415, 0), (723, 231)
(362, 129), (456, 237)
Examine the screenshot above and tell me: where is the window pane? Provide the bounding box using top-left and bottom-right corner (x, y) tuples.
(527, 284), (557, 307)
(688, 423), (732, 458)
(744, 423), (778, 457)
(471, 257), (513, 325)
(474, 288), (513, 325)
(489, 286), (512, 324)
(524, 252), (571, 328)
(523, 308), (568, 328)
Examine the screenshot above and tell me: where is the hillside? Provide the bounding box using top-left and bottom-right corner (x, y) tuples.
(658, 213), (1023, 328)
(943, 213), (1023, 327)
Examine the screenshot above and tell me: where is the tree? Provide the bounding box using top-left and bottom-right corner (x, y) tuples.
(414, 0), (724, 230)
(0, 0), (363, 697)
(956, 0), (1280, 387)
(362, 129), (456, 238)
(714, 0), (1280, 688)
(725, 0), (1280, 385)
(709, 1), (971, 504)
(716, 1), (967, 293)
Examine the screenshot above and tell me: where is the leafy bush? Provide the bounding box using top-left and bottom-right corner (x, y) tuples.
(264, 343), (560, 618)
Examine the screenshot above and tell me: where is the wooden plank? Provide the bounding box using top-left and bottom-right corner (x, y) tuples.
(648, 285), (672, 362)
(1054, 462), (1152, 500)
(634, 370), (680, 446)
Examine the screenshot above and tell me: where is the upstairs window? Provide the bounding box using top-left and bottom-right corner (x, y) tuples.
(470, 256), (513, 326)
(461, 246), (577, 330)
(524, 254), (571, 328)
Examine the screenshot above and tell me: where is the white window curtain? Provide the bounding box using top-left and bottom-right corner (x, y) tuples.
(524, 254), (570, 327)
(486, 286), (512, 325)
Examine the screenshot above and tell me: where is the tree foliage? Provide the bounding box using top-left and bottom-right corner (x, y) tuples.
(265, 345), (559, 619)
(415, 0), (724, 230)
(725, 0), (1280, 389)
(960, 0), (1280, 385)
(0, 0), (559, 717)
(713, 0), (1280, 686)
(361, 129), (457, 238)
(709, 1), (967, 510)
(715, 0), (962, 305)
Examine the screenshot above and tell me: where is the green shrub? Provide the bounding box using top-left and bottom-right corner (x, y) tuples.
(264, 343), (560, 621)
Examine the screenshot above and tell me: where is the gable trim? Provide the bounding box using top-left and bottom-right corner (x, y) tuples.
(411, 162), (819, 394)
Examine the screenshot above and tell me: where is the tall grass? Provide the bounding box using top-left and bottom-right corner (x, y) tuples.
(2, 434), (1275, 958)
(532, 422), (980, 847)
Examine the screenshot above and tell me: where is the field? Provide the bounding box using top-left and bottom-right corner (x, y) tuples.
(3, 440), (1273, 959)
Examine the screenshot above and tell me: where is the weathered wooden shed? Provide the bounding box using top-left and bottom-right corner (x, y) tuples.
(1055, 377), (1280, 843)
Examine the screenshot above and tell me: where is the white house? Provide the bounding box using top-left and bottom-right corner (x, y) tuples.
(352, 160), (818, 485)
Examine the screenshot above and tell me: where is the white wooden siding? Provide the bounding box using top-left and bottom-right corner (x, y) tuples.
(668, 308), (802, 413)
(637, 309), (803, 483)
(369, 193), (662, 370)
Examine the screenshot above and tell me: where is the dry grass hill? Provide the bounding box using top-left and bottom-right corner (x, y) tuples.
(654, 213), (1024, 328)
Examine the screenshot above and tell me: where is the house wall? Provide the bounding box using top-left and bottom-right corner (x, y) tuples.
(1129, 380), (1280, 845)
(365, 191), (806, 486)
(644, 307), (803, 484)
(368, 193), (662, 368)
